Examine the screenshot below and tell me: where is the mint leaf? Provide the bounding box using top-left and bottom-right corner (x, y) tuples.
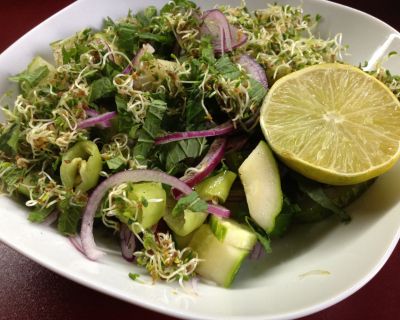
(57, 197), (83, 236)
(89, 77), (115, 102)
(245, 216), (272, 253)
(28, 206), (54, 223)
(172, 192), (208, 217)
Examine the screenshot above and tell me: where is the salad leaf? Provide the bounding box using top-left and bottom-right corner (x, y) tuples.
(171, 191), (208, 217)
(133, 99), (167, 166)
(0, 124), (20, 155)
(245, 216), (272, 253)
(28, 206), (54, 223)
(89, 77), (115, 102)
(162, 137), (208, 173)
(57, 198), (83, 236)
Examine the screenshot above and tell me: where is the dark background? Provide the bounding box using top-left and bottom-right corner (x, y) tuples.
(0, 1), (399, 319)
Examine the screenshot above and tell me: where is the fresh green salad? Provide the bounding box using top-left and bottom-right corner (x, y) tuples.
(1, 0), (398, 288)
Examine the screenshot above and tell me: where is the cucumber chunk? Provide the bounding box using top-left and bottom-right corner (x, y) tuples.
(118, 182), (166, 229)
(195, 170), (237, 203)
(164, 209), (208, 236)
(189, 224), (249, 287)
(238, 141), (283, 232)
(209, 215), (256, 250)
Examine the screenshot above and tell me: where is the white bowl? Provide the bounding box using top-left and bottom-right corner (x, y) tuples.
(0, 1), (399, 319)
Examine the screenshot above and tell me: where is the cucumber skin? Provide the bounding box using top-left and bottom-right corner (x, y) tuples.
(189, 224), (250, 287)
(239, 141), (283, 233)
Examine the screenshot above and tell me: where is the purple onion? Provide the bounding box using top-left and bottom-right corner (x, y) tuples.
(172, 137), (227, 199)
(207, 203), (231, 218)
(69, 236), (84, 254)
(200, 9), (246, 53)
(120, 224), (136, 262)
(155, 121), (234, 145)
(41, 209), (59, 226)
(77, 111), (116, 129)
(237, 54), (268, 89)
(80, 168), (231, 260)
(122, 43), (155, 74)
(249, 241), (265, 260)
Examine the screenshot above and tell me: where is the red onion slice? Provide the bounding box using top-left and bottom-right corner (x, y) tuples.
(172, 137), (227, 199)
(200, 9), (246, 53)
(207, 203), (230, 218)
(120, 223), (136, 262)
(237, 54), (268, 89)
(155, 121), (234, 145)
(249, 241), (265, 260)
(81, 169), (192, 260)
(201, 9), (232, 53)
(41, 209), (59, 226)
(77, 111), (116, 129)
(85, 108), (100, 117)
(122, 43), (155, 74)
(80, 168), (231, 260)
(69, 236), (84, 254)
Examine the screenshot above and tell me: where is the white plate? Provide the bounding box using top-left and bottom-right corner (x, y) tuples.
(1, 0), (400, 319)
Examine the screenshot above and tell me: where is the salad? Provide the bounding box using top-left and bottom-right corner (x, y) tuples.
(0, 0), (399, 288)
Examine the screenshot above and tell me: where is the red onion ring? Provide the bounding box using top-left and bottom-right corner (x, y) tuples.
(172, 137), (227, 199)
(207, 203), (230, 218)
(249, 241), (265, 260)
(155, 121), (234, 145)
(77, 111), (116, 129)
(69, 236), (84, 254)
(200, 9), (246, 53)
(80, 168), (231, 260)
(237, 54), (268, 89)
(120, 223), (136, 262)
(122, 43), (155, 74)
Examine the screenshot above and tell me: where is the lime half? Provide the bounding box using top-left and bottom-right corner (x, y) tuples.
(260, 63), (400, 185)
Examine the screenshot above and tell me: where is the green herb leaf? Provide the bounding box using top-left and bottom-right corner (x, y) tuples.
(106, 156), (126, 170)
(89, 77), (115, 102)
(245, 216), (272, 253)
(171, 191), (208, 217)
(163, 138), (207, 173)
(0, 124), (20, 155)
(133, 99), (167, 166)
(28, 206), (54, 223)
(57, 198), (83, 236)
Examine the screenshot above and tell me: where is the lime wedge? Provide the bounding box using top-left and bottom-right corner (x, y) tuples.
(260, 63), (400, 185)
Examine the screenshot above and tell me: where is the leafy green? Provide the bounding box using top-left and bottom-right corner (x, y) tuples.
(162, 138), (207, 173)
(214, 56), (242, 80)
(133, 99), (167, 166)
(294, 175), (351, 223)
(106, 156), (126, 170)
(171, 191), (208, 217)
(269, 196), (299, 237)
(57, 198), (83, 236)
(0, 124), (20, 155)
(9, 66), (49, 95)
(89, 77), (115, 102)
(245, 216), (272, 253)
(28, 206), (54, 223)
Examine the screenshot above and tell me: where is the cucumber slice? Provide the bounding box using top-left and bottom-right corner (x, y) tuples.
(238, 141), (283, 232)
(164, 209), (208, 237)
(195, 170), (237, 203)
(189, 224), (249, 287)
(127, 182), (166, 229)
(173, 231), (195, 250)
(209, 215), (256, 250)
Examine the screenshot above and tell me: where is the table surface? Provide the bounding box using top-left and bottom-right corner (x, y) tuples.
(0, 1), (399, 319)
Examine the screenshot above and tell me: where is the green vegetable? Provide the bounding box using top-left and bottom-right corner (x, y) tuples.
(171, 191), (208, 217)
(126, 182), (166, 229)
(89, 77), (115, 102)
(238, 141), (283, 233)
(60, 141), (102, 192)
(195, 170), (237, 203)
(189, 224), (251, 287)
(164, 209), (208, 237)
(209, 215), (257, 250)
